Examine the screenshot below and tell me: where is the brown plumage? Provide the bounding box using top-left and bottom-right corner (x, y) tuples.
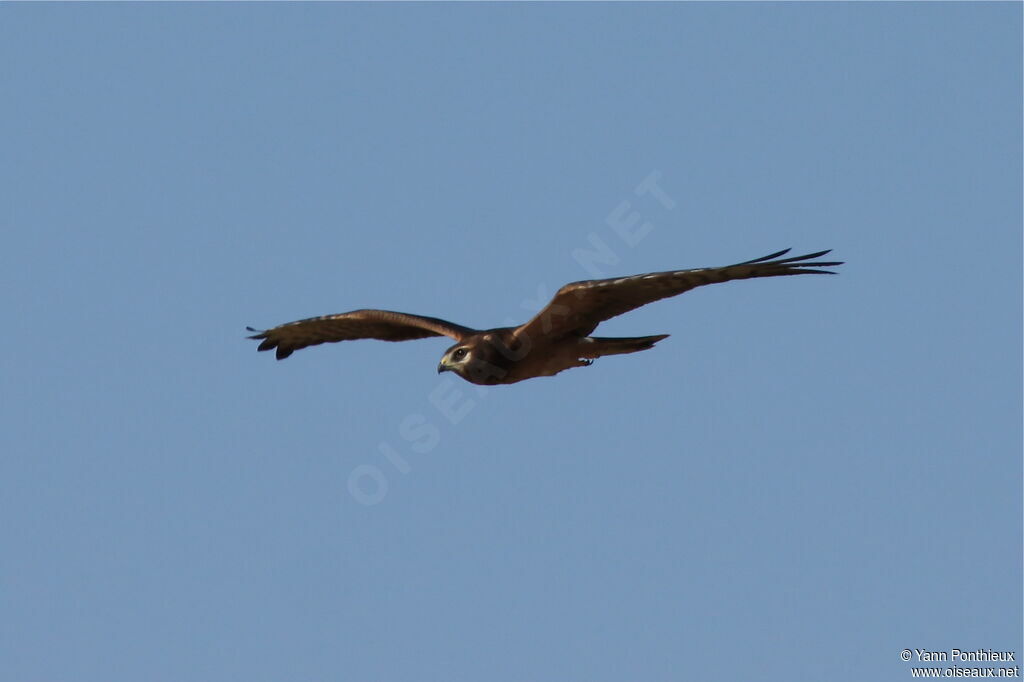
(247, 248), (842, 385)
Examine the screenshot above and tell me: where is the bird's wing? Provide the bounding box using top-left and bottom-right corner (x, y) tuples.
(247, 309), (476, 360)
(513, 249), (842, 342)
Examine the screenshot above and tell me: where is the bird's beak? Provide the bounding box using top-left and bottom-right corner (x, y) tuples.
(437, 361), (450, 374)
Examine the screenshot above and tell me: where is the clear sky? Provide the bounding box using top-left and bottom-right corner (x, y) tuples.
(2, 4), (1020, 681)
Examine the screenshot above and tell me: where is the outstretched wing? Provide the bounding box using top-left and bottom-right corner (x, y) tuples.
(247, 309), (476, 360)
(513, 248), (843, 341)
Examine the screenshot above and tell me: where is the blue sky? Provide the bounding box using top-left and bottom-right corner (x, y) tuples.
(2, 4), (1020, 681)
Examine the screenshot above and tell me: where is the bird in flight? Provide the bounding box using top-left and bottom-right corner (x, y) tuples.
(248, 248), (842, 385)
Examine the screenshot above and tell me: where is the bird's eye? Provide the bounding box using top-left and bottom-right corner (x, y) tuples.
(452, 348), (467, 360)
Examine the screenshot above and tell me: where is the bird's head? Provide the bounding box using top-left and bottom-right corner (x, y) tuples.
(437, 343), (473, 376)
(437, 337), (508, 385)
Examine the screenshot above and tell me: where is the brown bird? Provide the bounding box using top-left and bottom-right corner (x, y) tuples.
(247, 248), (842, 385)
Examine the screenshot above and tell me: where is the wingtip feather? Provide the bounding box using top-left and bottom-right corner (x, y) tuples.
(742, 248), (792, 264)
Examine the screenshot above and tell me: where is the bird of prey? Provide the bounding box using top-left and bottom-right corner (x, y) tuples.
(247, 248), (842, 385)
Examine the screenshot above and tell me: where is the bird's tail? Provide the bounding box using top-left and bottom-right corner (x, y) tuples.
(582, 334), (670, 358)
